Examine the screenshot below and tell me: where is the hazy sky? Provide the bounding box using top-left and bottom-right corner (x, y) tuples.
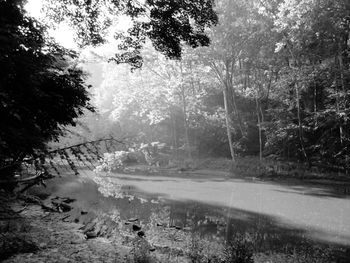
(24, 0), (132, 51)
(25, 0), (77, 49)
(24, 0), (141, 99)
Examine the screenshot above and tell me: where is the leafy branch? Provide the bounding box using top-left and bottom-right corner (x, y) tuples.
(0, 137), (125, 186)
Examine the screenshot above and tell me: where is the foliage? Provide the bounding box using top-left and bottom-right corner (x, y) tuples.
(7, 0), (349, 177)
(0, 0), (219, 186)
(198, 0), (350, 169)
(264, 0), (350, 168)
(83, 0), (350, 172)
(93, 45), (230, 159)
(0, 0), (95, 179)
(73, 0), (350, 173)
(94, 151), (130, 172)
(49, 111), (124, 149)
(43, 0), (218, 68)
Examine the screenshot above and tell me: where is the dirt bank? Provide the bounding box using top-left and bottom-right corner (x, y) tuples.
(0, 191), (135, 262)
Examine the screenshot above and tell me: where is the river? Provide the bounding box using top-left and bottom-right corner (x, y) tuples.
(31, 169), (350, 259)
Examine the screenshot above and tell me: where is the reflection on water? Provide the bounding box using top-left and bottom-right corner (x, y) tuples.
(30, 171), (350, 260)
(98, 195), (307, 253)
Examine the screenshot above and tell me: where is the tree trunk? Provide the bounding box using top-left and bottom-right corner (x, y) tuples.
(255, 96), (263, 162)
(295, 83), (311, 167)
(252, 70), (265, 162)
(230, 86), (245, 138)
(228, 76), (245, 138)
(338, 44), (348, 173)
(171, 112), (179, 159)
(223, 87), (235, 162)
(179, 63), (192, 161)
(182, 89), (192, 161)
(338, 46), (346, 145)
(209, 60), (236, 161)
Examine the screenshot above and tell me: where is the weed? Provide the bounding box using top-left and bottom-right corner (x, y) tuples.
(223, 236), (254, 263)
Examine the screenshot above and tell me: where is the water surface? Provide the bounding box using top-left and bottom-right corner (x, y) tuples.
(31, 170), (350, 257)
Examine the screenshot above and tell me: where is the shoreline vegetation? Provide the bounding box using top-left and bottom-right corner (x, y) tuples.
(96, 155), (350, 183)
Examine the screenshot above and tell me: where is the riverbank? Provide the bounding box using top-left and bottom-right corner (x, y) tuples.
(1, 190), (342, 263)
(170, 157), (350, 183)
(0, 191), (131, 262)
(1, 167), (350, 262)
(113, 157), (350, 192)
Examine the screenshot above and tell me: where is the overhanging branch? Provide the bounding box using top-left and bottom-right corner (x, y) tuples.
(0, 137), (125, 173)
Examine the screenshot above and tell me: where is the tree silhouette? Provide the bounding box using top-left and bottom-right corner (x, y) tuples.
(0, 0), (94, 183)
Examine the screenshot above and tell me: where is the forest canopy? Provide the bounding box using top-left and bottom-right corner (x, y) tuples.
(42, 0), (218, 68)
(0, 0), (94, 172)
(78, 0), (350, 172)
(0, 0), (218, 180)
(1, 0), (350, 182)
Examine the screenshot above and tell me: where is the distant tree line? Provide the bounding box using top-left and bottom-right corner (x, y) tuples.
(90, 0), (350, 172)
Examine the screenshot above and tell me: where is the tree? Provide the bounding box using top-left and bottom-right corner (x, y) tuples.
(90, 43), (229, 159)
(43, 0), (218, 68)
(268, 0), (350, 168)
(0, 0), (94, 178)
(195, 0), (273, 161)
(0, 0), (221, 183)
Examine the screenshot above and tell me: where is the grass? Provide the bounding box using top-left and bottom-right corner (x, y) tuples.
(187, 233), (255, 263)
(223, 237), (254, 263)
(186, 233), (337, 263)
(254, 244), (335, 263)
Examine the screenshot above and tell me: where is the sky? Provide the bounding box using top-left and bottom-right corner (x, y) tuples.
(24, 0), (139, 101)
(24, 0), (133, 51)
(25, 0), (77, 49)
